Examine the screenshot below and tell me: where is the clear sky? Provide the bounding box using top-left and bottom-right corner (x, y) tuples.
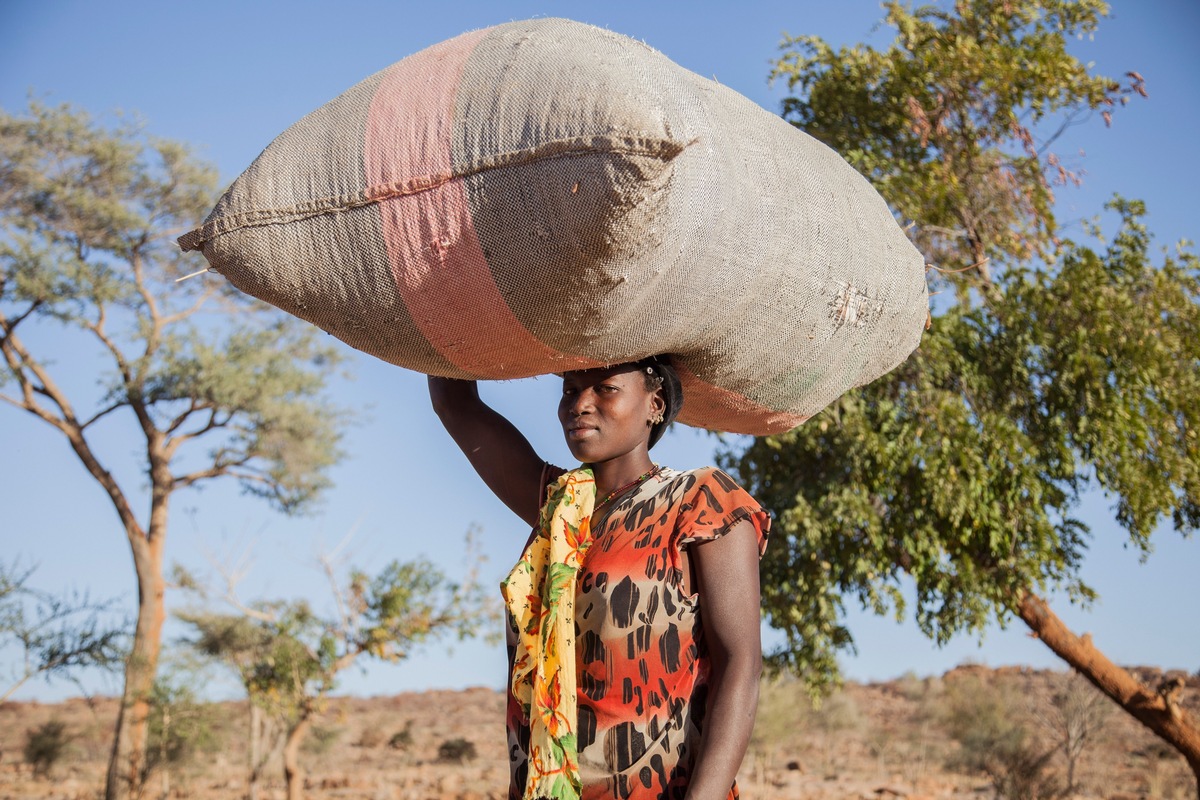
(2, 1), (1197, 702)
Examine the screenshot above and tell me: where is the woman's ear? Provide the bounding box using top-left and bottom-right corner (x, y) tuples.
(649, 387), (666, 422)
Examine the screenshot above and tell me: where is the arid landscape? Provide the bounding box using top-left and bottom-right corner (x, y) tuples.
(1, 665), (1196, 800)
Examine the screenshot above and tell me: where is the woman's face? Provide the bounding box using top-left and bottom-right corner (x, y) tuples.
(558, 366), (664, 465)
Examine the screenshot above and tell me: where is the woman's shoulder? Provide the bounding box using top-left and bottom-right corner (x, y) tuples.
(660, 465), (746, 491)
(659, 465), (771, 548)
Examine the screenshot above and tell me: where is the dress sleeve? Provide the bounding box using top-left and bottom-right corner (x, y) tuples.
(674, 467), (771, 557)
(540, 461), (567, 510)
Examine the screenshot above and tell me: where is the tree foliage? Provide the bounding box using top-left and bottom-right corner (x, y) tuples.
(175, 537), (495, 800)
(142, 674), (224, 793)
(0, 100), (346, 514)
(0, 559), (126, 701)
(772, 0), (1145, 296)
(0, 100), (348, 799)
(727, 0), (1198, 700)
(726, 202), (1199, 687)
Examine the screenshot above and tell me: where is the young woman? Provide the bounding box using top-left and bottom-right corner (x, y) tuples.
(429, 357), (770, 800)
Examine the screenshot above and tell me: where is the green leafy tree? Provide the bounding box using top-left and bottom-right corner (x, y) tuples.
(0, 101), (346, 800)
(723, 0), (1200, 789)
(1, 559), (126, 701)
(177, 537), (494, 800)
(773, 0), (1145, 299)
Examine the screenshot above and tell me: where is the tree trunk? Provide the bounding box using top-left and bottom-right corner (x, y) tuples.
(1017, 591), (1200, 796)
(282, 715), (314, 800)
(248, 704), (277, 800)
(248, 704), (261, 800)
(105, 528), (167, 800)
(159, 704), (170, 800)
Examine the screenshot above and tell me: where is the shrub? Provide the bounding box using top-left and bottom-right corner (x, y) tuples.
(808, 689), (863, 736)
(389, 720), (414, 750)
(355, 725), (386, 748)
(302, 725), (342, 755)
(24, 719), (72, 778)
(937, 674), (1065, 800)
(437, 737), (477, 763)
(143, 679), (224, 780)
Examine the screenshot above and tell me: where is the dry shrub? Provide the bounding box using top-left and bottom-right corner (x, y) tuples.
(355, 725), (385, 748)
(437, 737), (477, 763)
(24, 719), (73, 778)
(389, 720), (414, 750)
(937, 674), (1065, 799)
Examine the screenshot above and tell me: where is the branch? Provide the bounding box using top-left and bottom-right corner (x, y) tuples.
(80, 400), (129, 430)
(163, 407), (229, 460)
(172, 451), (254, 490)
(215, 559), (277, 626)
(1031, 107), (1093, 158)
(330, 650), (361, 677)
(1016, 591), (1200, 777)
(0, 315), (145, 545)
(4, 299), (45, 332)
(83, 314), (163, 471)
(0, 315), (71, 430)
(318, 526), (362, 644)
(164, 398), (200, 435)
(159, 283), (218, 327)
(0, 675), (34, 704)
(81, 314), (134, 390)
(128, 250), (166, 371)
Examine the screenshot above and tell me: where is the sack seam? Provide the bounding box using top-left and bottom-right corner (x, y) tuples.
(178, 135), (692, 252)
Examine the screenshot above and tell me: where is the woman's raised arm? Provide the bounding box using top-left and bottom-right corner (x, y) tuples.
(427, 376), (548, 527)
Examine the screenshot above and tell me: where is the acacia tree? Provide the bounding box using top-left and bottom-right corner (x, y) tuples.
(0, 101), (346, 800)
(177, 543), (492, 800)
(723, 0), (1200, 789)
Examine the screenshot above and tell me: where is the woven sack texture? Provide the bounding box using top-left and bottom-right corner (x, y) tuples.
(178, 18), (928, 435)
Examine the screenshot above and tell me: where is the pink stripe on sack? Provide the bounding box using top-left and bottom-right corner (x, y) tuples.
(364, 28), (597, 378)
(674, 361), (809, 435)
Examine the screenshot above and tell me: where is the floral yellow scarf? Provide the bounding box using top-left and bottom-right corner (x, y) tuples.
(501, 468), (595, 800)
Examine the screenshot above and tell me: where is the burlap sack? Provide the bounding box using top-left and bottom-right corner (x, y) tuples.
(179, 18), (928, 435)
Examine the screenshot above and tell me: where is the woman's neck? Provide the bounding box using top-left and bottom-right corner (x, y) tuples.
(590, 452), (656, 500)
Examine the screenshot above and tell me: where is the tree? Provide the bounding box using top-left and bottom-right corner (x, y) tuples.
(0, 101), (346, 800)
(1042, 672), (1112, 794)
(1, 558), (126, 701)
(722, 0), (1200, 789)
(140, 649), (226, 798)
(142, 676), (224, 798)
(773, 0), (1145, 299)
(176, 537), (493, 800)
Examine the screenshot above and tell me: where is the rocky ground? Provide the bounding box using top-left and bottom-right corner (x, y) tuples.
(1, 666), (1196, 800)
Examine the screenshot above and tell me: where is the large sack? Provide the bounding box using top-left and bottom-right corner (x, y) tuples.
(179, 18), (927, 435)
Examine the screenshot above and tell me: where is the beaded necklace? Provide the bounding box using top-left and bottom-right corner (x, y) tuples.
(593, 464), (662, 512)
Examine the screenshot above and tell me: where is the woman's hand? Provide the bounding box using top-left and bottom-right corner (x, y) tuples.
(683, 518), (763, 800)
(428, 376), (547, 527)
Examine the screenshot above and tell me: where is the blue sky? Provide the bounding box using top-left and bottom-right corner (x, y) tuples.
(2, 1), (1197, 701)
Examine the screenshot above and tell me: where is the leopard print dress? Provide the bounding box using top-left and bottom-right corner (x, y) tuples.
(505, 466), (770, 800)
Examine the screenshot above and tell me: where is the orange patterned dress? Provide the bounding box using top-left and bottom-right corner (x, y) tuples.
(505, 466), (771, 800)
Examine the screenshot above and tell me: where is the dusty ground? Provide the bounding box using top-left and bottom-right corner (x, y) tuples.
(1, 666), (1195, 800)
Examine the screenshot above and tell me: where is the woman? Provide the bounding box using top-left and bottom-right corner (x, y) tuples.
(429, 356), (770, 800)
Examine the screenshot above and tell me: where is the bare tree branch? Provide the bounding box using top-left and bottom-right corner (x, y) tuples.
(81, 401), (130, 430)
(159, 283), (217, 327)
(173, 452), (255, 490)
(163, 408), (230, 460)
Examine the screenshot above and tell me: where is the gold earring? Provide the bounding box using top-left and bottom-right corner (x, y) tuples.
(650, 411), (665, 425)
